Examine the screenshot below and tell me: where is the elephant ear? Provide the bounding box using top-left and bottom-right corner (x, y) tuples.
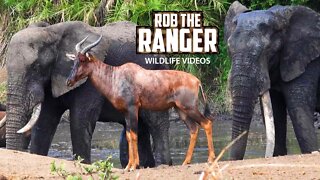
(224, 1), (248, 42)
(50, 32), (104, 97)
(51, 54), (87, 98)
(272, 6), (320, 82)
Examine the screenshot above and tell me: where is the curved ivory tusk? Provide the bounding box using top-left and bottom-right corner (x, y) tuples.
(0, 115), (6, 128)
(17, 104), (41, 134)
(261, 91), (275, 158)
(80, 35), (102, 54)
(75, 36), (89, 52)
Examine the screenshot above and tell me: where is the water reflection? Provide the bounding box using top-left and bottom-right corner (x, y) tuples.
(49, 119), (320, 168)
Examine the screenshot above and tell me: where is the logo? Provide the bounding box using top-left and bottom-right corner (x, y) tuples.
(137, 11), (219, 54)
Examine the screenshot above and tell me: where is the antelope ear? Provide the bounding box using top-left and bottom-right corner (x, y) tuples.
(51, 52), (87, 98)
(86, 52), (93, 61)
(224, 1), (248, 43)
(66, 53), (76, 61)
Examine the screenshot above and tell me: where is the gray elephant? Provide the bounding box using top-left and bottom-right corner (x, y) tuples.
(6, 21), (172, 166)
(225, 1), (320, 160)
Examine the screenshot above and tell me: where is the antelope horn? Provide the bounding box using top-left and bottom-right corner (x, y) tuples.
(80, 35), (102, 54)
(0, 115), (5, 128)
(261, 90), (275, 158)
(17, 104), (41, 134)
(75, 36), (89, 52)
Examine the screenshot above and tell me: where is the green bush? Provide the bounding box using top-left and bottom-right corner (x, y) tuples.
(50, 156), (118, 180)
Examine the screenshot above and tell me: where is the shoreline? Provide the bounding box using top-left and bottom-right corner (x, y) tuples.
(1, 149), (319, 179)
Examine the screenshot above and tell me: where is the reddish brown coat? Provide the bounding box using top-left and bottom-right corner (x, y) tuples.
(67, 36), (215, 171)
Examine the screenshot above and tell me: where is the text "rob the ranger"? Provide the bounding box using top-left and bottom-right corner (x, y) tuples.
(137, 12), (219, 54)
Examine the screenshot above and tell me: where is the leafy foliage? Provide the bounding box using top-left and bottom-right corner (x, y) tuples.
(91, 157), (117, 180)
(50, 161), (70, 177)
(106, 0), (227, 26)
(50, 156), (118, 180)
(0, 82), (7, 104)
(2, 0), (100, 36)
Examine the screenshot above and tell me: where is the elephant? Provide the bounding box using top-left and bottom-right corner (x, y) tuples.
(6, 21), (172, 167)
(225, 1), (320, 160)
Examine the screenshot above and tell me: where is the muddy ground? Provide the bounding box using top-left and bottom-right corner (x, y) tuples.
(0, 149), (320, 179)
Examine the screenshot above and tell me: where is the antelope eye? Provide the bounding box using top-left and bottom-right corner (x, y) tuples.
(79, 55), (86, 62)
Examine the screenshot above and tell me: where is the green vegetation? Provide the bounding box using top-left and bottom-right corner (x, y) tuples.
(0, 0), (319, 111)
(0, 82), (6, 104)
(50, 160), (74, 178)
(50, 156), (118, 180)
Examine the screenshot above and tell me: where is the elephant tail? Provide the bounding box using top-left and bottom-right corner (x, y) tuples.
(199, 84), (213, 120)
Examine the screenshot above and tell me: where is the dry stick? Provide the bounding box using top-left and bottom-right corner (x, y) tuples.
(213, 130), (248, 164)
(200, 131), (248, 180)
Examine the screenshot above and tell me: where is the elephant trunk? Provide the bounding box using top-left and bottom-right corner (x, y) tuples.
(229, 65), (259, 160)
(6, 83), (28, 150)
(229, 58), (275, 159)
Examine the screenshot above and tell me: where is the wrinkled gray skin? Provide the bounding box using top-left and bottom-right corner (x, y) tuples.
(225, 1), (320, 160)
(6, 21), (172, 167)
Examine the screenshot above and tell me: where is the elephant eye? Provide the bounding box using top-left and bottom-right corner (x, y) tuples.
(232, 17), (238, 25)
(258, 22), (269, 35)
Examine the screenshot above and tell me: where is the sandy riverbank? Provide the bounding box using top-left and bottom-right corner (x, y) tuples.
(0, 149), (320, 179)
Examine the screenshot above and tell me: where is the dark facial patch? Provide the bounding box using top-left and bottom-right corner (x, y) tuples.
(78, 53), (87, 62)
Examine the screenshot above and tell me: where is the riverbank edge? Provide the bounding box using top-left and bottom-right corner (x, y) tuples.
(1, 149), (320, 179)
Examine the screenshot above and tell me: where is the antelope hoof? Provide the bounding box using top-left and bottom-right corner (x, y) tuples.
(182, 160), (191, 166)
(130, 166), (135, 172)
(207, 156), (215, 164)
(124, 163), (139, 172)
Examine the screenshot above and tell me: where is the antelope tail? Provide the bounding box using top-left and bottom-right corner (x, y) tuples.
(199, 84), (212, 120)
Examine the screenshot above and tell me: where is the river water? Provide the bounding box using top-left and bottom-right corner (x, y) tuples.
(48, 116), (320, 168)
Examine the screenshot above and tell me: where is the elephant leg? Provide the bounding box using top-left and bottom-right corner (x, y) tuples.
(22, 135), (31, 149)
(68, 82), (104, 164)
(119, 120), (155, 168)
(269, 89), (287, 156)
(137, 120), (155, 167)
(30, 97), (65, 155)
(69, 106), (100, 164)
(140, 110), (172, 166)
(119, 127), (129, 168)
(282, 63), (319, 153)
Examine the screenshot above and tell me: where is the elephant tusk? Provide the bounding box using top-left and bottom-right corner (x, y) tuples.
(261, 91), (275, 158)
(17, 104), (41, 134)
(0, 115), (6, 128)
